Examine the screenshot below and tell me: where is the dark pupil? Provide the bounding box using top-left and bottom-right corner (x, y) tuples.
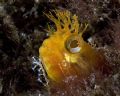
(70, 40), (78, 48)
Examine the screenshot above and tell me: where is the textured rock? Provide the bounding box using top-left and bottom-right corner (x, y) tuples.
(0, 0), (120, 96)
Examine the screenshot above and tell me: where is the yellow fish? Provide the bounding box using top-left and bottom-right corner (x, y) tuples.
(39, 10), (110, 93)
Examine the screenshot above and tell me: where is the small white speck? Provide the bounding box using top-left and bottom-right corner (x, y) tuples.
(99, 17), (104, 21)
(94, 85), (100, 89)
(35, 0), (39, 3)
(88, 37), (93, 43)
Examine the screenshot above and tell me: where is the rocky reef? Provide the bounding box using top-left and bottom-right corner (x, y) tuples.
(0, 0), (120, 96)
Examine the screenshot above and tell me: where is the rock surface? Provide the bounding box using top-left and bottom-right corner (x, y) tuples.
(0, 0), (120, 96)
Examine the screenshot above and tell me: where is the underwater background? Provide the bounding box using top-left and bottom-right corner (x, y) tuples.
(0, 0), (120, 96)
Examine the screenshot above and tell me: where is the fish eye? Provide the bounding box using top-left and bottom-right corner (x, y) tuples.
(65, 36), (81, 53)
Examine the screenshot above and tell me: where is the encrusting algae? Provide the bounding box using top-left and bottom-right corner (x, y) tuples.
(39, 10), (110, 95)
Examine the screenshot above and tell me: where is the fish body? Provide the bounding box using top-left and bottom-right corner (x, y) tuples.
(39, 10), (107, 84)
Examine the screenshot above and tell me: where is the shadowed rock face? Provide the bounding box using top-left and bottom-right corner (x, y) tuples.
(0, 0), (120, 96)
(112, 22), (120, 49)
